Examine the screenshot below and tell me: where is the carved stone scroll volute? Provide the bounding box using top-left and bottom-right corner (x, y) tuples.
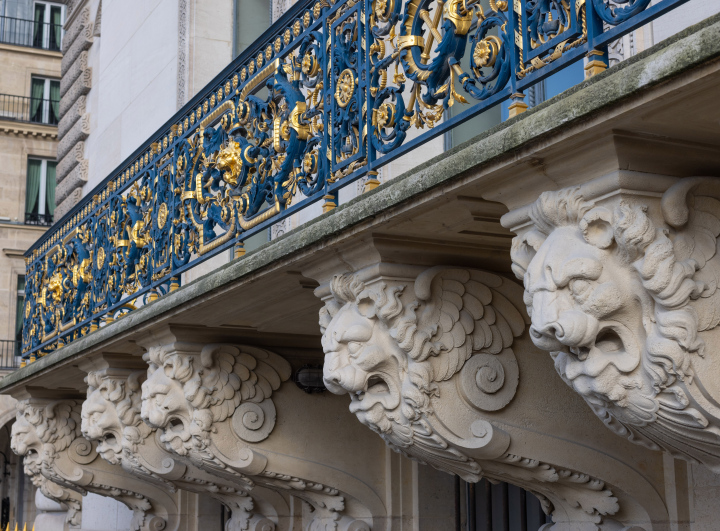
(11, 396), (182, 531)
(504, 177), (720, 473)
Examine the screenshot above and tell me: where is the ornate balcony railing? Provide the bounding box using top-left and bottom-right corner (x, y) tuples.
(0, 340), (21, 370)
(21, 0), (690, 359)
(0, 15), (63, 51)
(0, 94), (60, 125)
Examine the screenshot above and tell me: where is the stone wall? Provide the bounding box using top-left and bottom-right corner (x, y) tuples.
(54, 0), (95, 220)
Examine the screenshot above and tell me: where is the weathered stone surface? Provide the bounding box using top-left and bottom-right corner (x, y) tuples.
(55, 187), (83, 220)
(58, 95), (86, 140)
(4, 11), (720, 393)
(504, 177), (720, 473)
(61, 5), (90, 53)
(61, 22), (93, 76)
(56, 160), (88, 204)
(57, 141), (84, 181)
(59, 68), (91, 119)
(60, 51), (88, 100)
(57, 114), (90, 160)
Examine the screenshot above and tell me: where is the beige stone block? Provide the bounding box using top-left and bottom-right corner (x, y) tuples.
(57, 114), (90, 160)
(59, 67), (92, 118)
(57, 142), (84, 182)
(55, 160), (88, 204)
(54, 187), (83, 219)
(61, 5), (91, 53)
(59, 50), (88, 99)
(61, 23), (93, 77)
(57, 95), (86, 139)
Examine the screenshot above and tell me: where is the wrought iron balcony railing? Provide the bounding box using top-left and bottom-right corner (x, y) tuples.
(0, 94), (60, 125)
(20, 0), (690, 360)
(0, 15), (63, 51)
(24, 212), (54, 226)
(0, 340), (21, 370)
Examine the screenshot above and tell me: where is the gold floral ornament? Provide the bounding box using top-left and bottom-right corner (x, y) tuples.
(473, 36), (501, 73)
(374, 102), (395, 130)
(302, 54), (319, 77)
(335, 69), (355, 108)
(157, 203), (168, 230)
(96, 247), (105, 270)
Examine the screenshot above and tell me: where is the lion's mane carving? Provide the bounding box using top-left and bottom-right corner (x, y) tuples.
(509, 177), (720, 471)
(82, 371), (153, 466)
(11, 401), (83, 526)
(320, 267), (526, 481)
(12, 400), (82, 466)
(141, 344), (291, 456)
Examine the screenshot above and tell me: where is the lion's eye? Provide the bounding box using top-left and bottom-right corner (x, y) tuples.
(569, 279), (591, 300)
(347, 341), (362, 355)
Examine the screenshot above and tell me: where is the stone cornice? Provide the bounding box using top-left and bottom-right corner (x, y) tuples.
(0, 43), (63, 59)
(0, 222), (49, 234)
(0, 120), (58, 139)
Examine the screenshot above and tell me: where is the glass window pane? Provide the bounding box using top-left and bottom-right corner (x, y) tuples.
(46, 161), (56, 218)
(30, 78), (45, 122)
(50, 5), (62, 50)
(26, 159), (42, 217)
(234, 0), (269, 57)
(50, 80), (60, 123)
(33, 3), (46, 48)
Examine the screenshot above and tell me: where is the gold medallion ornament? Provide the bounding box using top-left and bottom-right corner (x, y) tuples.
(96, 247), (105, 270)
(158, 203), (168, 230)
(335, 69), (355, 108)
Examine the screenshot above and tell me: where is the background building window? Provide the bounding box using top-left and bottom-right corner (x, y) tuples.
(30, 76), (59, 124)
(234, 0), (270, 57)
(32, 1), (63, 50)
(25, 158), (55, 225)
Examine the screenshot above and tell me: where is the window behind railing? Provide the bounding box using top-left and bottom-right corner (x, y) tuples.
(0, 0), (64, 51)
(0, 340), (21, 370)
(25, 158), (56, 226)
(0, 93), (59, 124)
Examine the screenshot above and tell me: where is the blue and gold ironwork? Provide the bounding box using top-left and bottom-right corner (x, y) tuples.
(21, 0), (689, 359)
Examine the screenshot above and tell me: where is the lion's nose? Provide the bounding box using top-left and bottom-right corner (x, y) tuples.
(323, 371), (347, 395)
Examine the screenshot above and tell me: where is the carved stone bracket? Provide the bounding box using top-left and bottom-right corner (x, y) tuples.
(313, 262), (666, 530)
(11, 396), (182, 531)
(135, 338), (374, 530)
(503, 176), (720, 474)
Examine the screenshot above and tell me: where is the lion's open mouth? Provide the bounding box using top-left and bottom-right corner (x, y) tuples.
(350, 372), (401, 415)
(564, 323), (640, 378)
(168, 417), (184, 432)
(367, 375), (390, 395)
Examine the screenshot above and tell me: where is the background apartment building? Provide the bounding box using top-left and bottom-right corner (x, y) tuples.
(0, 0), (64, 526)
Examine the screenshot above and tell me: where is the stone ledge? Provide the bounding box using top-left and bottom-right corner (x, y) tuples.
(0, 42), (63, 58)
(4, 12), (720, 391)
(0, 120), (58, 139)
